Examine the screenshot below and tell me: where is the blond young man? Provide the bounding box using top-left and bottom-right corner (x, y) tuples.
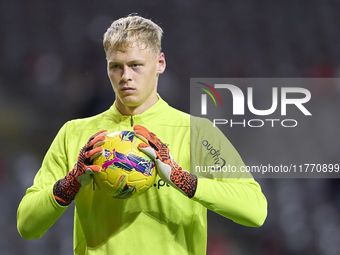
(17, 15), (267, 254)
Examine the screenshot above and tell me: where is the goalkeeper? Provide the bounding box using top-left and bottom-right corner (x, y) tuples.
(17, 15), (267, 255)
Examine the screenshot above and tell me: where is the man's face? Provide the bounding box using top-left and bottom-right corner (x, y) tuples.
(106, 44), (166, 115)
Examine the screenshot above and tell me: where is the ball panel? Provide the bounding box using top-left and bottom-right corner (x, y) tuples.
(93, 131), (156, 198)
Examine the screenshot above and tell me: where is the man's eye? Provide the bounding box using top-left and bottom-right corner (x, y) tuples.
(131, 64), (140, 68)
(109, 64), (120, 69)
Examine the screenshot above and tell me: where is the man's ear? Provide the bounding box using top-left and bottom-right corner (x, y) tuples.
(157, 52), (166, 74)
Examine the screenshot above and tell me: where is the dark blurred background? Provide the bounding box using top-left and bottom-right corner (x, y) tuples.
(1, 0), (340, 254)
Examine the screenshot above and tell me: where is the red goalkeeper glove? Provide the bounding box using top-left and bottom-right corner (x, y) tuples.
(53, 130), (108, 205)
(134, 125), (197, 198)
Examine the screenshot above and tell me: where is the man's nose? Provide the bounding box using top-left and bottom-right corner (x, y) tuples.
(121, 66), (132, 82)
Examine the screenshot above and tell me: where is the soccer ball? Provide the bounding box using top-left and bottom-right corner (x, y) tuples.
(93, 130), (156, 199)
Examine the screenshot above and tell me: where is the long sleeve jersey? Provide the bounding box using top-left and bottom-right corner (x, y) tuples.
(17, 96), (267, 255)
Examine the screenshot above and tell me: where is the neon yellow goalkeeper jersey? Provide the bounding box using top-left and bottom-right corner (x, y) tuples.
(17, 96), (267, 255)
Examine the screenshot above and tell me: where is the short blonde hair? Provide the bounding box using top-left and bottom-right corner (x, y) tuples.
(103, 15), (163, 54)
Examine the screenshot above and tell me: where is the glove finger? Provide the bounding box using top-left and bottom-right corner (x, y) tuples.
(91, 130), (108, 139)
(138, 142), (149, 149)
(92, 134), (107, 148)
(86, 165), (101, 173)
(138, 143), (158, 160)
(86, 147), (103, 160)
(88, 132), (107, 147)
(133, 125), (153, 142)
(133, 125), (148, 133)
(134, 125), (163, 151)
(135, 133), (150, 145)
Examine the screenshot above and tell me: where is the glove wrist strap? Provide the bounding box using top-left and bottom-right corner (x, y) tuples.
(53, 172), (81, 206)
(170, 171), (198, 198)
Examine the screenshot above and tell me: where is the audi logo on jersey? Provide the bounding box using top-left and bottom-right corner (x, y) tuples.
(202, 140), (226, 167)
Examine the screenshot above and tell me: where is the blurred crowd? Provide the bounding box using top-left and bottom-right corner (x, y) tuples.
(1, 0), (340, 254)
